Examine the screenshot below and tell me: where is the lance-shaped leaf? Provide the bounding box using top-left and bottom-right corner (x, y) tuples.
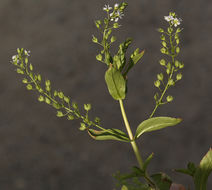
(194, 148), (212, 190)
(151, 173), (172, 190)
(105, 67), (126, 100)
(88, 128), (130, 142)
(135, 117), (182, 139)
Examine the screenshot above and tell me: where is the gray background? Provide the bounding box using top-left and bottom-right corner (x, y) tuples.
(1, 0), (212, 189)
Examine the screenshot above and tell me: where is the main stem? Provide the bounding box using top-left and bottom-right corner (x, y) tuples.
(119, 100), (157, 188)
(119, 99), (144, 168)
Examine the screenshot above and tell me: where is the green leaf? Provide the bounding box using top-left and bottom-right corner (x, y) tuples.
(105, 67), (126, 100)
(143, 153), (154, 171)
(123, 50), (144, 76)
(194, 148), (212, 190)
(135, 117), (182, 139)
(87, 128), (130, 142)
(175, 162), (196, 177)
(151, 173), (172, 190)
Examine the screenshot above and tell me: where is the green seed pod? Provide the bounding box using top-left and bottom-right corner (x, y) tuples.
(29, 63), (33, 71)
(176, 47), (180, 53)
(176, 39), (180, 44)
(72, 102), (78, 110)
(162, 41), (167, 47)
(64, 96), (70, 103)
(166, 68), (171, 75)
(95, 20), (101, 29)
(166, 95), (173, 102)
(92, 35), (98, 43)
(176, 73), (182, 80)
(157, 73), (164, 81)
(175, 60), (180, 67)
(37, 74), (42, 81)
(158, 28), (164, 33)
(96, 54), (102, 61)
(160, 34), (165, 41)
(179, 63), (184, 69)
(168, 79), (175, 86)
(26, 84), (32, 90)
(17, 68), (24, 74)
(154, 80), (161, 88)
(154, 93), (159, 101)
(58, 91), (64, 99)
(52, 103), (61, 109)
(45, 80), (50, 87)
(45, 97), (51, 104)
(160, 48), (166, 54)
(46, 86), (51, 92)
(84, 104), (91, 111)
(159, 59), (166, 66)
(110, 36), (116, 43)
(57, 111), (63, 117)
(38, 95), (44, 102)
(22, 78), (28, 84)
(53, 90), (58, 97)
(176, 28), (182, 33)
(113, 23), (119, 28)
(67, 114), (75, 120)
(94, 117), (101, 124)
(79, 123), (87, 131)
(25, 57), (29, 64)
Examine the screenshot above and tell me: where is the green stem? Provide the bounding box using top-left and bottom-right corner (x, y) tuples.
(119, 100), (156, 188)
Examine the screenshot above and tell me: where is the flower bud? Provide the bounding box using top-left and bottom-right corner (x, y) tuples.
(168, 27), (173, 34)
(113, 23), (119, 28)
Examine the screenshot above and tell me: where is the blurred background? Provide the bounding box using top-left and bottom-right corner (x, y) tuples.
(0, 0), (212, 189)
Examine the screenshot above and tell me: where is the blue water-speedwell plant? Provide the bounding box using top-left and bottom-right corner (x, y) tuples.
(11, 2), (211, 190)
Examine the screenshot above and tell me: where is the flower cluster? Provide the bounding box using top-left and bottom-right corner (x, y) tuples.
(164, 12), (182, 27)
(103, 3), (125, 22)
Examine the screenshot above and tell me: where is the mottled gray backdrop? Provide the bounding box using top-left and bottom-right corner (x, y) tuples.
(0, 0), (212, 189)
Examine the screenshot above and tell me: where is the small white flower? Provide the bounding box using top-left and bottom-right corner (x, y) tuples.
(24, 50), (30, 56)
(114, 3), (119, 9)
(103, 4), (112, 11)
(164, 15), (174, 22)
(172, 18), (182, 27)
(116, 10), (124, 19)
(12, 55), (18, 61)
